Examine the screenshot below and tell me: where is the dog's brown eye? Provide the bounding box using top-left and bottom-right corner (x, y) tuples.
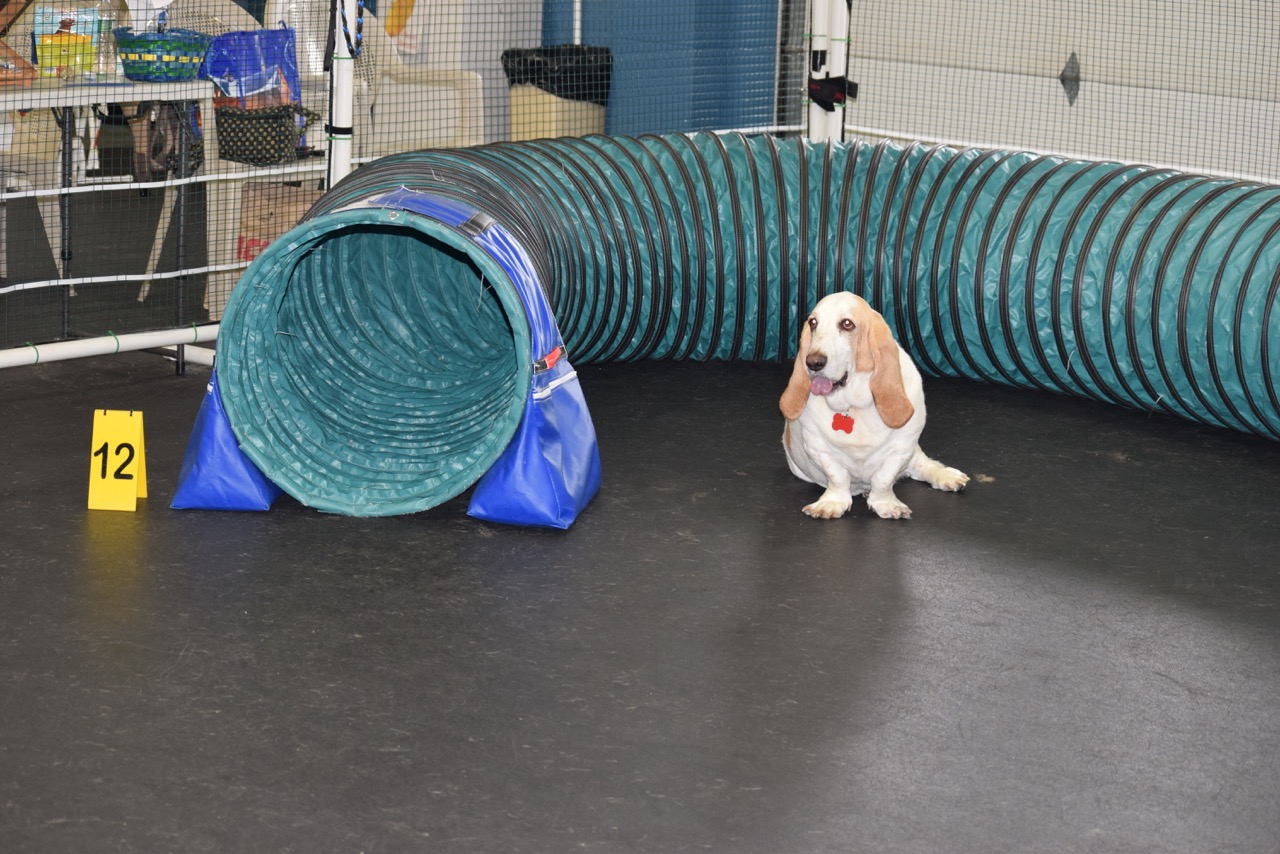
(840, 318), (856, 331)
(807, 317), (818, 330)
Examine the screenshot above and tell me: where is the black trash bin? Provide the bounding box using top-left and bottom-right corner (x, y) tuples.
(501, 45), (611, 140)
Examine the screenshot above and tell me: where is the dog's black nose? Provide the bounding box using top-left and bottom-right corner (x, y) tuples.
(806, 353), (827, 372)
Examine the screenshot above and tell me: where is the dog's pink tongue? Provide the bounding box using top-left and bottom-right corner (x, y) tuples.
(810, 375), (835, 396)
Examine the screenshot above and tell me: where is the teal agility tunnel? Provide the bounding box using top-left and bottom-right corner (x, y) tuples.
(200, 132), (1280, 525)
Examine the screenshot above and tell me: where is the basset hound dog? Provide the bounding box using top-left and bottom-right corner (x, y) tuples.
(780, 292), (968, 519)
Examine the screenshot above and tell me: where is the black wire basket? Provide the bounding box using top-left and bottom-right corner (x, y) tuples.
(215, 103), (319, 166)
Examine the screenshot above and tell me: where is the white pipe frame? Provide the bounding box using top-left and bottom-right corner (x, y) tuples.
(327, 0), (358, 188)
(806, 0), (829, 140)
(0, 324), (218, 369)
(807, 0), (850, 142)
(827, 0), (849, 140)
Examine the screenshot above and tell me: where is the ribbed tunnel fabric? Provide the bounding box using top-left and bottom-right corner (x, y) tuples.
(216, 208), (533, 516)
(215, 133), (1280, 516)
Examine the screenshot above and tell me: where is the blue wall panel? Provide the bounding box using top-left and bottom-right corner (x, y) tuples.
(543, 0), (779, 135)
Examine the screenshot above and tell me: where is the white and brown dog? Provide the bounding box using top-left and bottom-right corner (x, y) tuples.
(780, 292), (968, 519)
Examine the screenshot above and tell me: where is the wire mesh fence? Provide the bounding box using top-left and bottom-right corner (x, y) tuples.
(0, 0), (1275, 355)
(844, 0), (1280, 182)
(1, 0), (803, 352)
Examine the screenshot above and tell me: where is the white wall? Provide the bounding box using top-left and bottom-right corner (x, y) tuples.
(387, 0), (542, 143)
(844, 0), (1280, 181)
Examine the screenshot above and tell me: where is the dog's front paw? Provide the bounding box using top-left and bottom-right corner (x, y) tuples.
(803, 493), (853, 519)
(868, 495), (912, 520)
(933, 467), (969, 492)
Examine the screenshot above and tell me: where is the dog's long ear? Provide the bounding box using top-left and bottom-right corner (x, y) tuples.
(779, 321), (813, 421)
(854, 307), (915, 428)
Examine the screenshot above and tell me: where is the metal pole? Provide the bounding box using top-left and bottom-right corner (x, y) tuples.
(327, 0), (357, 188)
(58, 107), (74, 337)
(174, 102), (192, 375)
(827, 0), (849, 142)
(807, 0), (850, 142)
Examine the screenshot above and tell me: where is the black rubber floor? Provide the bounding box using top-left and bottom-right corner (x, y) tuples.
(2, 354), (1278, 853)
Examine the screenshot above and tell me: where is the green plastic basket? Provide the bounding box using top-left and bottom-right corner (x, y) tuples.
(113, 27), (211, 82)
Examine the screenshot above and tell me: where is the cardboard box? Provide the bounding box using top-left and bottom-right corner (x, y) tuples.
(36, 32), (95, 77)
(510, 84), (604, 141)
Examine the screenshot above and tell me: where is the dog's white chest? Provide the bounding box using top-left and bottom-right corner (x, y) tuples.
(785, 399), (896, 484)
(806, 400), (886, 449)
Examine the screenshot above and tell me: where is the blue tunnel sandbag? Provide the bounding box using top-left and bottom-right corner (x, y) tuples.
(170, 370), (283, 511)
(212, 133), (1280, 520)
(364, 188), (602, 528)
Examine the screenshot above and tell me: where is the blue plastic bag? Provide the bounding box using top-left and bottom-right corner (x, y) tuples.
(201, 23), (306, 142)
(201, 23), (301, 100)
(170, 370), (283, 511)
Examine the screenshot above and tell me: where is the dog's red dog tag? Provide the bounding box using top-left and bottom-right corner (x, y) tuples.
(832, 413), (854, 433)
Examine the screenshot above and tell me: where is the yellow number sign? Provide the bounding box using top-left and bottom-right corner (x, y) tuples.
(87, 410), (148, 512)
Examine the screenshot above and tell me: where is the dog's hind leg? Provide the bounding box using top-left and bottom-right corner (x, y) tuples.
(906, 446), (969, 493)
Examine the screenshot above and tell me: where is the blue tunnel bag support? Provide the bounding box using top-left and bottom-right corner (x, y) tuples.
(341, 189), (600, 528)
(170, 370), (284, 511)
(467, 352), (601, 529)
(458, 207), (602, 529)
